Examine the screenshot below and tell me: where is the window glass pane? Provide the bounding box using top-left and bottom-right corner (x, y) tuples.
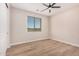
(35, 18), (41, 28)
(27, 16), (34, 28)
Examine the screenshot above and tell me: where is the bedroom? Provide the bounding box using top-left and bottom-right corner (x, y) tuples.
(0, 3), (79, 56)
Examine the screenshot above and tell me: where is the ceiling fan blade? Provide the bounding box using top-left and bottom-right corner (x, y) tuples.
(41, 7), (49, 12)
(52, 6), (60, 8)
(52, 3), (56, 6)
(42, 3), (48, 7)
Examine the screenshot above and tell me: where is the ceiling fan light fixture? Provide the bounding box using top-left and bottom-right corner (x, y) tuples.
(49, 9), (51, 13)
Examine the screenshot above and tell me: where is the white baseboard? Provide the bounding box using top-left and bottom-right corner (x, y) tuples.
(51, 37), (79, 47)
(10, 36), (79, 48)
(10, 37), (49, 46)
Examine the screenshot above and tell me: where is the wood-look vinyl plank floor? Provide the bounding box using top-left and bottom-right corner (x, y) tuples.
(6, 39), (79, 56)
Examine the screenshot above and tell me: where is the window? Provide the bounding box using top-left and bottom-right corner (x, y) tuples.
(27, 16), (41, 32)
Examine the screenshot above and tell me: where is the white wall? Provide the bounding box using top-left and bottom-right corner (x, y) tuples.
(0, 3), (10, 55)
(10, 7), (49, 45)
(10, 4), (79, 47)
(50, 6), (79, 47)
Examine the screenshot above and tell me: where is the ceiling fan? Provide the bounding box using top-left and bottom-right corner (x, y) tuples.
(41, 3), (61, 13)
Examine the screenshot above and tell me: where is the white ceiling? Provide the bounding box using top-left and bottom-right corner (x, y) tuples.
(11, 3), (79, 16)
